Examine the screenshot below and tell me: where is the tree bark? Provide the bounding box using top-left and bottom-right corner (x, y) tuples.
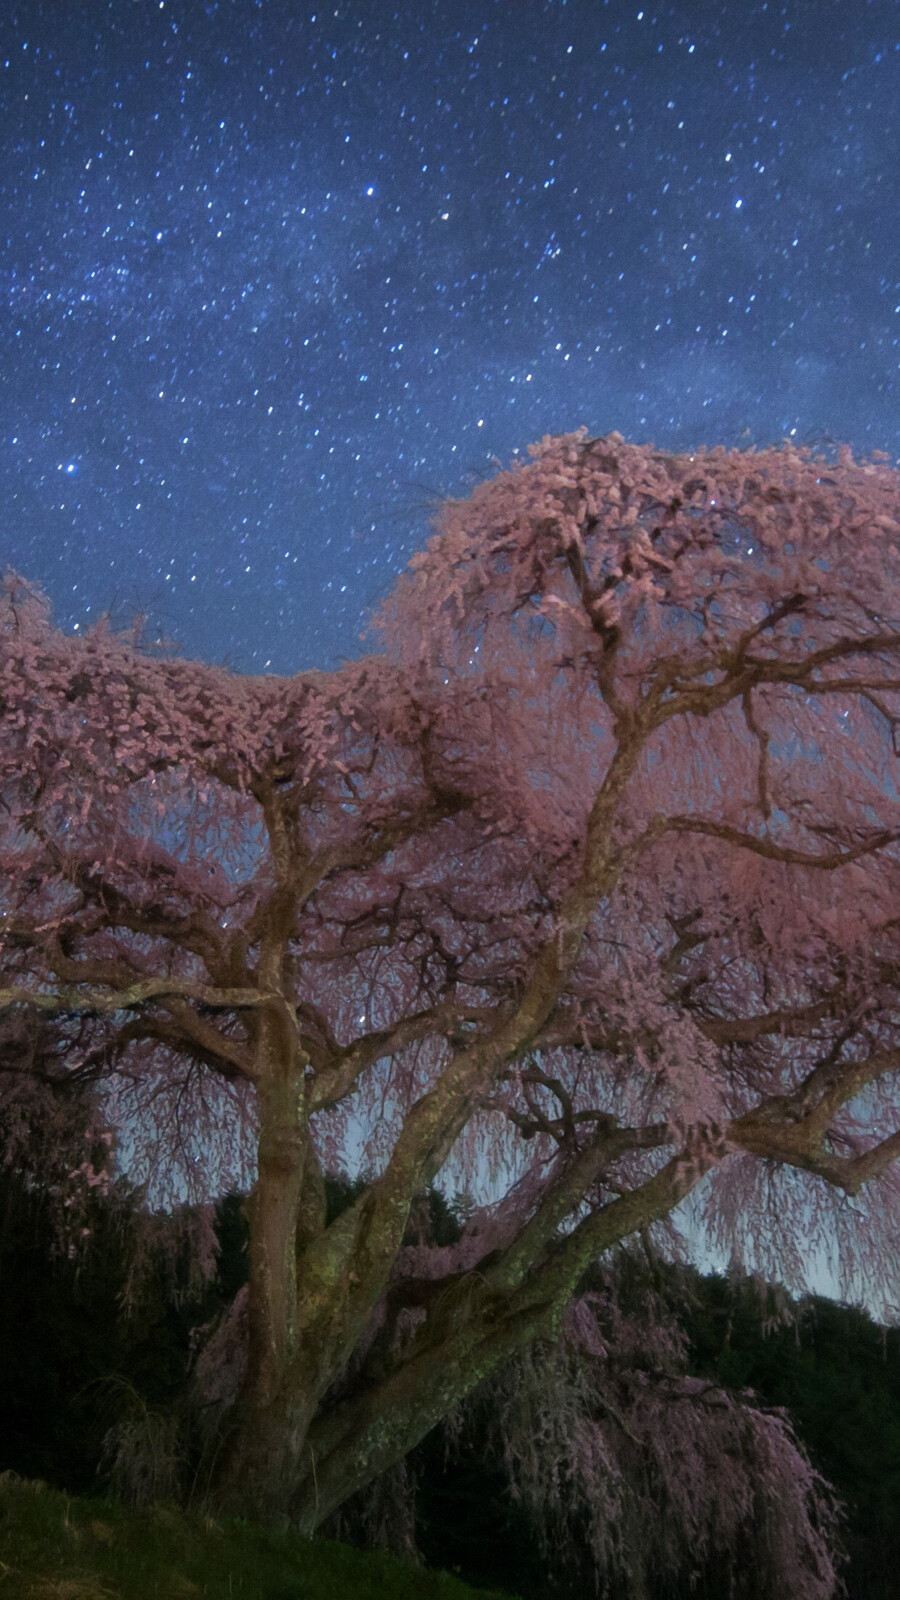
(211, 1002), (312, 1522)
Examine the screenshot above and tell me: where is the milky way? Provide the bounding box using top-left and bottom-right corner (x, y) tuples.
(2, 0), (898, 672)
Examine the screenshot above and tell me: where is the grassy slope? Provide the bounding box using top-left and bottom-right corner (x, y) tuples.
(0, 1475), (518, 1600)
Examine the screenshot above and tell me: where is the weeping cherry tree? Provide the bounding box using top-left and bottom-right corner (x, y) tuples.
(3, 431), (900, 1590)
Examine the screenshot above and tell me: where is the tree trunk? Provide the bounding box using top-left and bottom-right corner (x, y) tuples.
(210, 1222), (551, 1530)
(214, 1390), (315, 1527)
(211, 1032), (312, 1524)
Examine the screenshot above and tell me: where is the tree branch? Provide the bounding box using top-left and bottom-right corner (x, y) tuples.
(0, 977), (271, 1018)
(731, 1044), (900, 1194)
(662, 815), (898, 867)
(309, 1001), (466, 1112)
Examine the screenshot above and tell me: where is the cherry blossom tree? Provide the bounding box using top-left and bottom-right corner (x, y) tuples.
(3, 429), (900, 1575)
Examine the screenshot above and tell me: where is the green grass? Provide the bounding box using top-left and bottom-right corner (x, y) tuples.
(0, 1474), (518, 1600)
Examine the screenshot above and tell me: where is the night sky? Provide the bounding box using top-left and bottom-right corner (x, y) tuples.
(2, 0), (899, 675)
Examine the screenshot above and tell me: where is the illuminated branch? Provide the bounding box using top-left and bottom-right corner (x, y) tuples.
(0, 977), (272, 1017)
(662, 816), (898, 867)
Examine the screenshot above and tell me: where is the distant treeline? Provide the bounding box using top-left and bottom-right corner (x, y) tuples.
(2, 1164), (898, 1599)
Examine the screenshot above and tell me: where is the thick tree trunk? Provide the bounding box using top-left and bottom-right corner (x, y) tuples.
(209, 1209), (547, 1530)
(211, 1016), (313, 1524)
(293, 1298), (558, 1532)
(214, 1390), (315, 1527)
(208, 1145), (715, 1533)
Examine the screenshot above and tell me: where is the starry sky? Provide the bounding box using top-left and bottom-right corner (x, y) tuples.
(2, 0), (899, 675)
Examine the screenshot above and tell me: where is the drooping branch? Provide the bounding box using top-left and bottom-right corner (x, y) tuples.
(0, 977), (271, 1019)
(662, 815), (899, 868)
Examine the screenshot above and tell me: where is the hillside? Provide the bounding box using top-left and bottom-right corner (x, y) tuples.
(0, 1474), (517, 1600)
